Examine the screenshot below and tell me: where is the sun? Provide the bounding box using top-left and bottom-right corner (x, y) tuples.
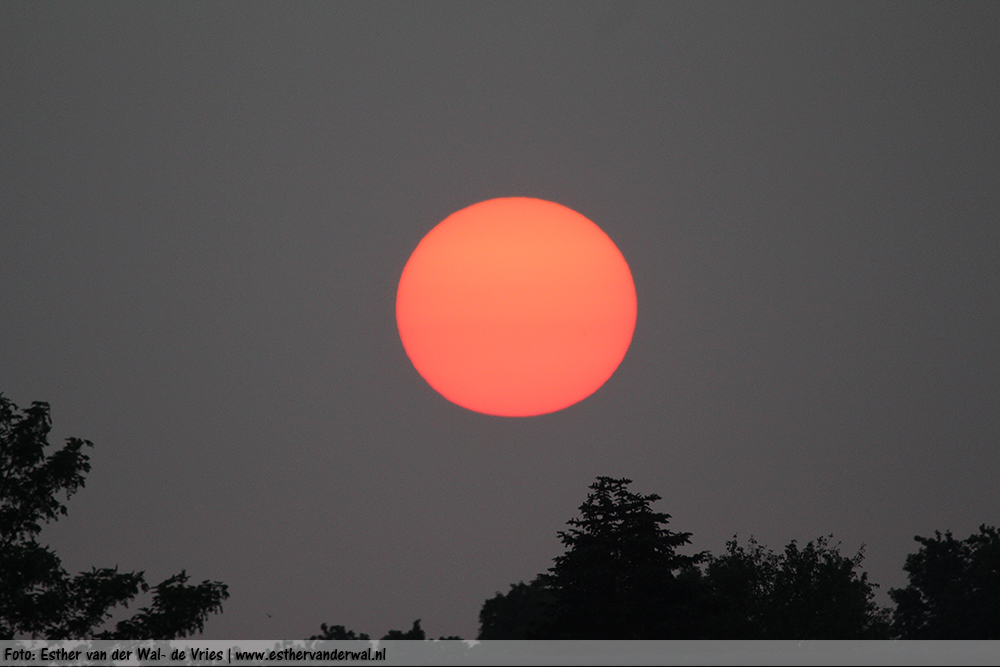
(396, 197), (637, 417)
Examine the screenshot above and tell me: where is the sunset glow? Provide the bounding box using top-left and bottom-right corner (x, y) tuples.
(396, 197), (637, 416)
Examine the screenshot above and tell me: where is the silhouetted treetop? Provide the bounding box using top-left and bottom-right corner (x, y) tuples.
(478, 476), (901, 639)
(552, 476), (698, 572)
(0, 394), (228, 639)
(890, 525), (1000, 639)
(703, 535), (891, 639)
(532, 477), (704, 638)
(381, 619), (425, 640)
(99, 571), (228, 640)
(478, 578), (554, 640)
(310, 623), (370, 640)
(0, 398), (91, 540)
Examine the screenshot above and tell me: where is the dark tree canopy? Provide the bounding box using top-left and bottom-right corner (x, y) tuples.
(310, 623), (370, 640)
(0, 394), (228, 639)
(478, 578), (554, 640)
(543, 476), (704, 639)
(310, 619), (435, 641)
(478, 476), (900, 640)
(889, 525), (1000, 639)
(303, 477), (996, 641)
(703, 535), (891, 639)
(99, 571), (229, 640)
(381, 619), (425, 640)
(479, 476), (705, 639)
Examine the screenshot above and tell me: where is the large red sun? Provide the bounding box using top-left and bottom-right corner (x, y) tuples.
(396, 197), (637, 417)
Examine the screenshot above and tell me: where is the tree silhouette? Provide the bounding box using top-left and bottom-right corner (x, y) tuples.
(702, 535), (891, 639)
(541, 476), (705, 639)
(478, 578), (554, 639)
(889, 525), (1000, 639)
(97, 571), (229, 640)
(309, 619), (457, 641)
(381, 619), (425, 640)
(0, 394), (228, 638)
(695, 536), (776, 638)
(478, 477), (705, 639)
(478, 476), (901, 639)
(310, 623), (370, 640)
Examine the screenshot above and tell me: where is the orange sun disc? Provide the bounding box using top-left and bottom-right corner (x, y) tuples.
(396, 197), (637, 417)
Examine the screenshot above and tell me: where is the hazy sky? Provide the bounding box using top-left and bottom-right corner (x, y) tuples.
(2, 2), (998, 640)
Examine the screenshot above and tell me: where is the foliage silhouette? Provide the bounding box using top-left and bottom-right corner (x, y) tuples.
(701, 535), (892, 639)
(479, 476), (705, 639)
(381, 618), (425, 640)
(309, 619), (452, 641)
(479, 476), (898, 639)
(0, 394), (228, 639)
(305, 477), (997, 641)
(889, 525), (1000, 639)
(309, 623), (370, 640)
(543, 476), (705, 638)
(478, 578), (555, 639)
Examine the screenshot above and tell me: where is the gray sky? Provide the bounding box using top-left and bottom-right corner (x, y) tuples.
(2, 2), (998, 640)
